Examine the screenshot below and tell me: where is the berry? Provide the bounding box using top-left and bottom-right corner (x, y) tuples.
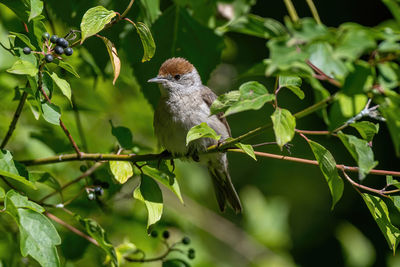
(50, 35), (58, 43)
(23, 47), (31, 55)
(188, 248), (195, 260)
(150, 230), (158, 238)
(87, 192), (95, 200)
(94, 186), (104, 196)
(182, 237), (191, 245)
(64, 47), (73, 56)
(54, 46), (64, 55)
(162, 230), (170, 239)
(56, 38), (69, 48)
(79, 165), (87, 172)
(42, 32), (50, 40)
(45, 54), (54, 63)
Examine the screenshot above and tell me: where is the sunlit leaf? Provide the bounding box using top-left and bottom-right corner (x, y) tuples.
(80, 6), (116, 43)
(337, 132), (378, 180)
(56, 60), (80, 78)
(4, 190), (43, 213)
(0, 186), (4, 200)
(350, 121), (379, 142)
(307, 140), (344, 209)
(134, 22), (156, 62)
(279, 75), (304, 99)
(186, 122), (221, 145)
(9, 32), (35, 49)
(28, 0), (43, 21)
(100, 36), (121, 84)
(109, 161), (133, 184)
(271, 108), (296, 148)
(133, 175), (163, 230)
(0, 150), (36, 189)
(50, 72), (72, 102)
(235, 143), (256, 161)
(361, 193), (400, 252)
(7, 59), (38, 77)
(41, 102), (61, 125)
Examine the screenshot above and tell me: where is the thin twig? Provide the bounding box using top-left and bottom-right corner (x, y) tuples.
(283, 0), (299, 23)
(1, 92), (28, 149)
(121, 0), (135, 18)
(305, 0), (321, 24)
(341, 170), (389, 198)
(45, 212), (99, 246)
(306, 60), (342, 87)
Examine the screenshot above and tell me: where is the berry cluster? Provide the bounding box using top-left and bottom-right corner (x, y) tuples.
(22, 32), (74, 63)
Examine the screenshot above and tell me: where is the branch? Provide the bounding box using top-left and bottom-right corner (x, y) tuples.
(45, 211), (99, 246)
(341, 171), (389, 198)
(1, 91), (28, 149)
(306, 60), (342, 87)
(121, 0), (135, 18)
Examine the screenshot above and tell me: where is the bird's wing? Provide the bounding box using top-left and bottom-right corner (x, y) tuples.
(201, 86), (232, 137)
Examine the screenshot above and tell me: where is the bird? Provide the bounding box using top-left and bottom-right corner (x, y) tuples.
(148, 57), (242, 213)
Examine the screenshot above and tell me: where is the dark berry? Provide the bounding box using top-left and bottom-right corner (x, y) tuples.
(79, 165), (87, 172)
(94, 186), (104, 196)
(150, 230), (158, 238)
(54, 46), (64, 55)
(45, 54), (54, 63)
(23, 47), (31, 55)
(87, 192), (95, 200)
(42, 32), (50, 40)
(162, 230), (170, 239)
(64, 47), (73, 56)
(50, 35), (58, 43)
(182, 237), (191, 245)
(56, 38), (68, 48)
(188, 248), (195, 259)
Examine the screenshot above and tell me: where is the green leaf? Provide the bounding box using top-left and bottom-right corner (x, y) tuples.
(335, 26), (376, 61)
(41, 102), (61, 125)
(308, 42), (347, 80)
(9, 32), (35, 49)
(56, 60), (80, 78)
(378, 62), (400, 90)
(382, 0), (400, 23)
(341, 62), (372, 96)
(0, 0), (37, 22)
(0, 150), (36, 189)
(5, 190), (44, 213)
(28, 0), (43, 21)
(18, 209), (61, 267)
(100, 36), (121, 84)
(235, 143), (256, 161)
(110, 121), (134, 149)
(361, 193), (400, 251)
(287, 18), (330, 43)
(140, 0), (161, 24)
(337, 132), (378, 180)
(109, 161), (133, 184)
(218, 14), (286, 39)
(141, 163), (183, 203)
(30, 171), (61, 191)
(50, 72), (72, 102)
(379, 93), (400, 156)
(307, 140), (344, 209)
(186, 122), (221, 145)
(133, 175), (163, 230)
(80, 6), (116, 43)
(271, 108), (296, 148)
(76, 215), (118, 267)
(279, 75), (304, 99)
(162, 259), (191, 267)
(350, 121), (379, 142)
(210, 82), (275, 116)
(7, 59), (38, 77)
(0, 186), (4, 199)
(134, 22), (156, 62)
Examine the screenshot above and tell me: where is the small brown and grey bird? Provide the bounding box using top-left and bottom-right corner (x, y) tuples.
(148, 57), (242, 213)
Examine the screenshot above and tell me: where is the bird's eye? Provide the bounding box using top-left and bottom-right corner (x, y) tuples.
(174, 74), (181, 81)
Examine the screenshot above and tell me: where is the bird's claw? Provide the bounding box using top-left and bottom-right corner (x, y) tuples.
(284, 143), (293, 154)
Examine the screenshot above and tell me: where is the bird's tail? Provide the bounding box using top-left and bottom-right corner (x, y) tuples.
(208, 155), (242, 213)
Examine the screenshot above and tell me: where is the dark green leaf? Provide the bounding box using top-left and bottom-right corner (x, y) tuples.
(134, 22), (156, 62)
(271, 108), (296, 148)
(42, 72), (53, 96)
(141, 163), (183, 203)
(56, 60), (80, 78)
(307, 140), (344, 209)
(30, 171), (61, 191)
(9, 32), (35, 49)
(0, 0), (30, 21)
(350, 121), (379, 142)
(235, 143), (256, 161)
(109, 161), (133, 184)
(0, 186), (4, 199)
(7, 59), (38, 77)
(186, 122), (221, 145)
(139, 0), (161, 24)
(41, 102), (61, 125)
(361, 193), (400, 251)
(379, 95), (400, 157)
(162, 259), (191, 267)
(341, 62), (372, 96)
(133, 175), (163, 230)
(110, 121), (134, 149)
(279, 75), (304, 99)
(210, 91), (240, 115)
(0, 150), (36, 189)
(50, 72), (71, 102)
(76, 215), (117, 267)
(80, 6), (116, 43)
(337, 132), (378, 180)
(219, 14), (286, 39)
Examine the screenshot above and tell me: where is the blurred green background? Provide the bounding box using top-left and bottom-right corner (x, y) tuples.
(0, 0), (399, 266)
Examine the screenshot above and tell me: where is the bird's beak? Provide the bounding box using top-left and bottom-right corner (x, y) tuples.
(148, 76), (166, 83)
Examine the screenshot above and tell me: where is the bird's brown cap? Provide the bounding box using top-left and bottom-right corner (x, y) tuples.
(158, 57), (194, 77)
